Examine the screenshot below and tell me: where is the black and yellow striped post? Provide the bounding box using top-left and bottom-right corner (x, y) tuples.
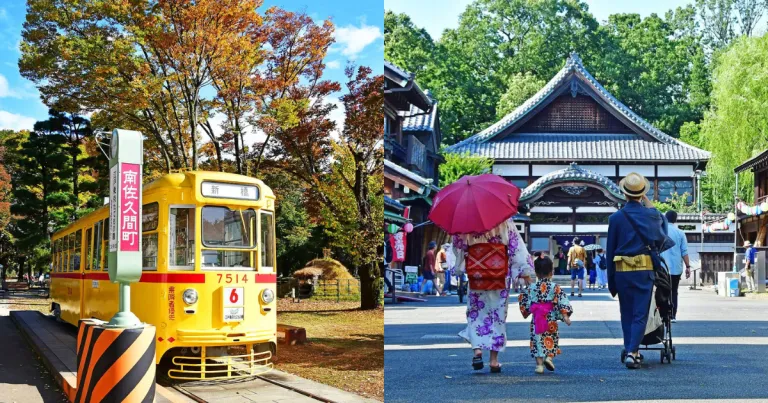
(74, 319), (156, 403)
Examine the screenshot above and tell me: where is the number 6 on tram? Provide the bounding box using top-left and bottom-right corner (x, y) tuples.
(49, 171), (277, 380)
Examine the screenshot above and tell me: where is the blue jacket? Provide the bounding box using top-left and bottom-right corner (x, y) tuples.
(606, 201), (675, 296)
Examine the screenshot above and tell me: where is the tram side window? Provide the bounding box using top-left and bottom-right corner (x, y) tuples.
(92, 221), (102, 272)
(260, 211), (275, 272)
(142, 202), (159, 270)
(85, 228), (92, 271)
(52, 239), (58, 273)
(74, 229), (82, 272)
(169, 207), (195, 269)
(67, 233), (75, 272)
(56, 239), (62, 273)
(102, 218), (108, 270)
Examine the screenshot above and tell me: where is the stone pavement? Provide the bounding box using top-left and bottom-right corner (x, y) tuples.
(0, 307), (68, 403)
(384, 287), (768, 402)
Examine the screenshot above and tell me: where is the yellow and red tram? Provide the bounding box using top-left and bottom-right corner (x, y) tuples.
(50, 171), (277, 380)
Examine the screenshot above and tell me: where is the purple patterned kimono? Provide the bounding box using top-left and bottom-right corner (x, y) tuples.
(453, 218), (534, 352)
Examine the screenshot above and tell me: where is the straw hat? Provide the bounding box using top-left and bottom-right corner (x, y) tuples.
(744, 240), (752, 247)
(619, 172), (650, 198)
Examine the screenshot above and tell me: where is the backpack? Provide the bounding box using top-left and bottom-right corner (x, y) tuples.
(598, 254), (606, 270)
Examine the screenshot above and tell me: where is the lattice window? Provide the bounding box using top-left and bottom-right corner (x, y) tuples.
(516, 95), (633, 133)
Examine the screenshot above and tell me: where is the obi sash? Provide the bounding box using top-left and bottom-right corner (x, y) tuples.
(530, 302), (554, 334)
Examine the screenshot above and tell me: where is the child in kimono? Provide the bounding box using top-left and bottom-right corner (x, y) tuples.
(587, 259), (597, 290)
(518, 256), (574, 374)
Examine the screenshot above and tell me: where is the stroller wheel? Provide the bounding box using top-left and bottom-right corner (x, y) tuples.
(660, 350), (665, 364)
(672, 346), (676, 360)
(620, 349), (627, 363)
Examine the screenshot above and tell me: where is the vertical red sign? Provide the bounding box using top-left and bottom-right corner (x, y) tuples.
(120, 163), (140, 252)
(389, 232), (407, 262)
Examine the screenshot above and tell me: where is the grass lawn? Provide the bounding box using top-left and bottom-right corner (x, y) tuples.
(275, 299), (383, 401)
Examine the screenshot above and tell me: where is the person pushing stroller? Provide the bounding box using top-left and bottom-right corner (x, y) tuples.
(607, 172), (674, 369)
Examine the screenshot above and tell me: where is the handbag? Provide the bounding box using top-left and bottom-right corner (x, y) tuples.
(466, 243), (508, 290)
(644, 286), (663, 335)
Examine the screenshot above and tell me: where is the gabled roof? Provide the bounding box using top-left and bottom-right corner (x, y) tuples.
(520, 163), (625, 203)
(384, 60), (411, 87)
(447, 53), (711, 162)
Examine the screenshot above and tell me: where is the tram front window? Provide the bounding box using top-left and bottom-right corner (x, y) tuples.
(201, 206), (256, 269)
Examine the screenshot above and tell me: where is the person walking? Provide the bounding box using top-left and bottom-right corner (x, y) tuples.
(556, 247), (567, 275)
(518, 256), (573, 374)
(419, 241), (438, 297)
(435, 244), (451, 295)
(452, 216), (534, 373)
(607, 172), (674, 369)
(743, 241), (757, 292)
(568, 237), (586, 297)
(594, 248), (608, 289)
(660, 211), (690, 322)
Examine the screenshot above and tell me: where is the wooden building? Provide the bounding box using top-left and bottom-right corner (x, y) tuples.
(734, 149), (768, 247)
(447, 53), (711, 255)
(384, 61), (445, 268)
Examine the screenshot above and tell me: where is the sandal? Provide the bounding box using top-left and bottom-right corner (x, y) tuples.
(625, 354), (640, 369)
(544, 357), (555, 372)
(490, 364), (502, 373)
(578, 293), (583, 298)
(534, 364), (544, 374)
(472, 355), (484, 370)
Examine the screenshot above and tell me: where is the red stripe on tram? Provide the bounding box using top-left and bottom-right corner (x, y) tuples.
(56, 272), (276, 283)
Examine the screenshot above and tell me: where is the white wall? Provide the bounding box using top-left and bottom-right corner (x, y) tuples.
(532, 164), (569, 176)
(657, 165), (694, 177)
(575, 225), (608, 233)
(575, 207), (617, 213)
(530, 224), (572, 233)
(493, 164), (528, 176)
(619, 165), (654, 177)
(530, 207), (572, 213)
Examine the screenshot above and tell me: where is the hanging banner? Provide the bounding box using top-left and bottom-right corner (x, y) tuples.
(389, 231), (407, 262)
(552, 235), (596, 254)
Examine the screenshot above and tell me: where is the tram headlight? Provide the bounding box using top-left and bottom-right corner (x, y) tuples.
(182, 288), (198, 305)
(260, 289), (275, 304)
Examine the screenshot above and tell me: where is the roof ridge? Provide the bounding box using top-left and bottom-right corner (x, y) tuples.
(446, 52), (710, 160)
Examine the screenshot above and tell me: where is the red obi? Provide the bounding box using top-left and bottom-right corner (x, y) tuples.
(466, 243), (508, 290)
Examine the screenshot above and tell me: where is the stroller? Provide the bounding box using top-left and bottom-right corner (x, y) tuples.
(620, 259), (676, 364)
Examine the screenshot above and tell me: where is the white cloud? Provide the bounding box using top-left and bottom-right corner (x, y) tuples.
(0, 110), (36, 131)
(334, 23), (382, 58)
(327, 97), (345, 139)
(0, 74), (37, 98)
(326, 60), (341, 69)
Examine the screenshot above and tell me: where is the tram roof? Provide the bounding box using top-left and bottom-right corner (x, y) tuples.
(52, 170), (275, 237)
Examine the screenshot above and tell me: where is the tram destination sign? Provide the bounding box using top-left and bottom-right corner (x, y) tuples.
(201, 181), (259, 200)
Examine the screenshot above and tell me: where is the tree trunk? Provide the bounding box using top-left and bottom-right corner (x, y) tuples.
(359, 261), (381, 310)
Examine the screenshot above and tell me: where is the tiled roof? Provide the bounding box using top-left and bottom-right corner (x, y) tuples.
(384, 196), (405, 212)
(453, 133), (710, 162)
(447, 52), (711, 162)
(402, 102), (437, 133)
(384, 60), (411, 87)
(677, 213), (727, 222)
(384, 159), (433, 188)
(520, 163), (625, 203)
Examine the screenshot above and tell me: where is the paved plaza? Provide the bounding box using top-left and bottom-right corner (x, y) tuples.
(384, 287), (768, 402)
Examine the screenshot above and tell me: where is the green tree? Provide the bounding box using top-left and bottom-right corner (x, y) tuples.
(496, 73), (545, 118)
(439, 152), (494, 186)
(700, 35), (768, 212)
(653, 193), (698, 213)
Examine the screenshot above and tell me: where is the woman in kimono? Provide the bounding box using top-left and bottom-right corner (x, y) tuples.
(452, 217), (534, 373)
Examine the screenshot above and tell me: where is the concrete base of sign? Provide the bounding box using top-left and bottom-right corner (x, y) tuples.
(9, 311), (190, 403)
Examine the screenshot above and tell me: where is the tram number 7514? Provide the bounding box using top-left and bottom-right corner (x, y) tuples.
(217, 273), (249, 284)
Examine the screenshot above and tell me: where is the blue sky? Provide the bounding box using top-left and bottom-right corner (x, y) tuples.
(0, 0), (383, 131)
(385, 0), (700, 40)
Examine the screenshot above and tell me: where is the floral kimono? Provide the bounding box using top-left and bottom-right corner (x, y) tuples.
(453, 218), (534, 352)
(518, 278), (573, 358)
